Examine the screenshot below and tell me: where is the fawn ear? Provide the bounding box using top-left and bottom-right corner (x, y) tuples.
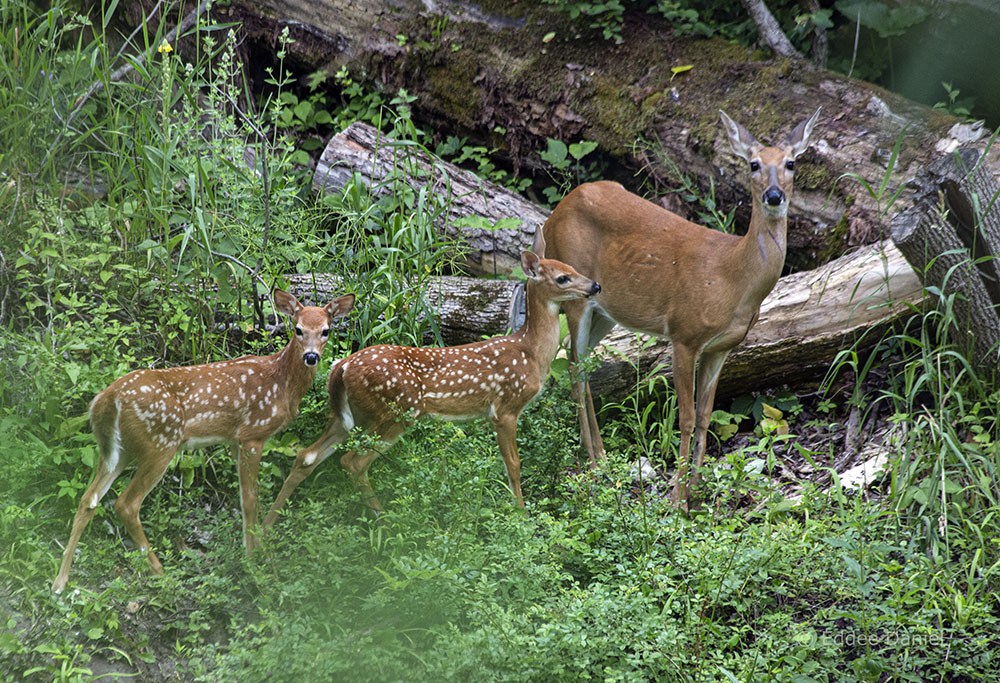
(531, 224), (546, 258)
(326, 294), (355, 319)
(521, 250), (541, 279)
(272, 289), (303, 317)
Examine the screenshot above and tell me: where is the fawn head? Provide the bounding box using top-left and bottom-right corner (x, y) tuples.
(521, 247), (601, 302)
(719, 108), (821, 218)
(273, 289), (355, 366)
(525, 227), (601, 302)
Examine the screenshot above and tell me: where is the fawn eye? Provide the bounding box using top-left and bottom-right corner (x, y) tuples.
(785, 160), (795, 171)
(321, 328), (330, 338)
(556, 275), (571, 285)
(749, 161), (761, 172)
(295, 327), (303, 336)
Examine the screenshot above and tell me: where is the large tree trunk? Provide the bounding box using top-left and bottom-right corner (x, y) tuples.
(230, 0), (1000, 273)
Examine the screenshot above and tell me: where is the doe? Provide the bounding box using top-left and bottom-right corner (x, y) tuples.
(52, 289), (355, 592)
(262, 237), (600, 522)
(542, 108), (821, 509)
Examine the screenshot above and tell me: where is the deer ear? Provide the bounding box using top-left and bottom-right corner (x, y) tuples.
(719, 110), (760, 162)
(783, 107), (821, 159)
(532, 224), (546, 258)
(521, 250), (541, 279)
(272, 289), (302, 317)
(326, 294), (355, 319)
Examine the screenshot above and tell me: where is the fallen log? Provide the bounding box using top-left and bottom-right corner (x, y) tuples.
(284, 240), (924, 394)
(314, 121), (548, 275)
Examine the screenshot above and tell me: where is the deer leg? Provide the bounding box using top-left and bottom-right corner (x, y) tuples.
(691, 349), (729, 488)
(236, 441), (264, 552)
(340, 449), (385, 513)
(566, 300), (615, 465)
(581, 382), (604, 466)
(52, 456), (130, 592)
(581, 306), (616, 464)
(263, 415), (350, 530)
(563, 300), (595, 465)
(492, 411), (525, 507)
(340, 423), (404, 513)
(670, 344), (698, 512)
(112, 444), (176, 576)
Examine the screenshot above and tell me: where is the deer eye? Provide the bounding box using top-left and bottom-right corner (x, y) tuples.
(785, 160), (795, 171)
(295, 327), (304, 336)
(321, 328), (330, 338)
(556, 275), (571, 285)
(749, 161), (761, 172)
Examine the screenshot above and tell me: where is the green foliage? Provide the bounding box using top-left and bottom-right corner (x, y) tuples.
(933, 82), (977, 120)
(435, 133), (532, 193)
(538, 137), (602, 204)
(542, 0), (628, 43)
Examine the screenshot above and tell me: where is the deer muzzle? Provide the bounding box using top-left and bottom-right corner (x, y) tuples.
(303, 352), (321, 366)
(763, 187), (785, 206)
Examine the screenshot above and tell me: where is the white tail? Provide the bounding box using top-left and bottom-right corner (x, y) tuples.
(52, 289), (355, 592)
(262, 236), (601, 522)
(542, 108), (821, 510)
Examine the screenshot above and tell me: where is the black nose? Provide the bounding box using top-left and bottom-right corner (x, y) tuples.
(303, 352), (320, 366)
(764, 188), (785, 206)
(590, 282), (601, 296)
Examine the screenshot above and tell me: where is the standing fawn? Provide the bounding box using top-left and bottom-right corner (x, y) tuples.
(262, 236), (600, 523)
(542, 108), (821, 510)
(52, 290), (355, 592)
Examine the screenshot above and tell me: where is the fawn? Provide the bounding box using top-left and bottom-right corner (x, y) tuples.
(52, 289), (354, 592)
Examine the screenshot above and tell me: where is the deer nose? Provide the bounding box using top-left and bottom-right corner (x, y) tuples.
(303, 352), (320, 366)
(764, 187), (785, 206)
(589, 282), (602, 296)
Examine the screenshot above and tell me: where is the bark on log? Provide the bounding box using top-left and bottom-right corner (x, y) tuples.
(284, 241), (924, 395)
(229, 0), (1000, 272)
(314, 121), (548, 274)
(285, 273), (519, 346)
(889, 147), (1000, 374)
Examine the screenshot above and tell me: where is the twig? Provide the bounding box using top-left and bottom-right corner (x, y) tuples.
(843, 404), (861, 464)
(739, 0), (799, 58)
(848, 9), (861, 79)
(197, 237), (270, 299)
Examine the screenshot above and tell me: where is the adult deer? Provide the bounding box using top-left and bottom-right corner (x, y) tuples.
(542, 108), (821, 510)
(52, 290), (355, 592)
(262, 236), (600, 522)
